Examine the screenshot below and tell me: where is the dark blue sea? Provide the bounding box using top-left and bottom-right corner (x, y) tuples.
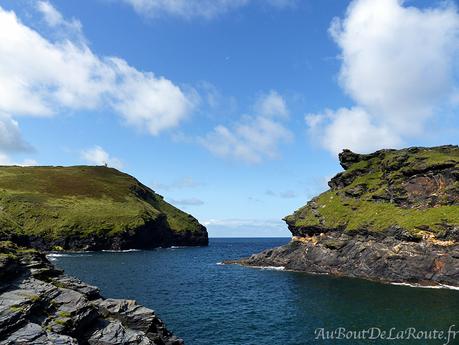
(51, 238), (459, 345)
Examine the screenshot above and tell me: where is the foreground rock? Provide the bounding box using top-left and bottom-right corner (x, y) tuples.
(0, 241), (183, 344)
(0, 166), (208, 251)
(227, 146), (459, 287)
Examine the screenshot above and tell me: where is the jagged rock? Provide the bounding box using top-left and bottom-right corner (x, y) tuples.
(227, 232), (459, 286)
(0, 322), (47, 344)
(0, 242), (184, 344)
(88, 320), (153, 345)
(229, 146), (459, 287)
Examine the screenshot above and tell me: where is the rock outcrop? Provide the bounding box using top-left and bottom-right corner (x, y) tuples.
(0, 166), (208, 251)
(228, 146), (459, 287)
(0, 241), (183, 344)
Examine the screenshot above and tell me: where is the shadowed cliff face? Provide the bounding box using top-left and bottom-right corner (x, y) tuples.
(0, 166), (208, 251)
(0, 241), (184, 344)
(228, 146), (459, 287)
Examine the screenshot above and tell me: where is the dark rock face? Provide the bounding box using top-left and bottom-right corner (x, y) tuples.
(229, 146), (459, 287)
(227, 232), (459, 287)
(0, 243), (184, 344)
(14, 217), (208, 252)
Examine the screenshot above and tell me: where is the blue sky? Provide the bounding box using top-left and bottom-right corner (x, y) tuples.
(0, 0), (458, 237)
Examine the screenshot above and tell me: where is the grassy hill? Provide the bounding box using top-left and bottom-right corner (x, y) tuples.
(285, 145), (459, 239)
(0, 166), (207, 250)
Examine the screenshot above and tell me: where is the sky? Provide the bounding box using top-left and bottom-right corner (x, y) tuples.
(1, 0), (459, 237)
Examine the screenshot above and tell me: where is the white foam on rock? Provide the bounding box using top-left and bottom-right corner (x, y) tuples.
(391, 282), (459, 291)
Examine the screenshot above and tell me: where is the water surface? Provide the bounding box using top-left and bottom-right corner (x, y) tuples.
(52, 238), (459, 345)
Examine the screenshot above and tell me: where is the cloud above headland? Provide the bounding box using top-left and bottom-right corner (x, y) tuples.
(307, 0), (459, 154)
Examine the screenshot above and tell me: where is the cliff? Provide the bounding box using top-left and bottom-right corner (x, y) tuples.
(0, 241), (183, 344)
(0, 166), (208, 251)
(228, 146), (459, 287)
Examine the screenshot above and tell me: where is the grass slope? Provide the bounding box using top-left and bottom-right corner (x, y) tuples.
(0, 166), (203, 242)
(286, 146), (459, 237)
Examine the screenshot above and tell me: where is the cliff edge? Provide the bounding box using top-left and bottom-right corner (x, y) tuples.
(228, 146), (459, 287)
(0, 166), (208, 251)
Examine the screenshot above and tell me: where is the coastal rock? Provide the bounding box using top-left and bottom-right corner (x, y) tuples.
(229, 146), (459, 287)
(0, 166), (208, 251)
(0, 241), (184, 344)
(228, 232), (459, 286)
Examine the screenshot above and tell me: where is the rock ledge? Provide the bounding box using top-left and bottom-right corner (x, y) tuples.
(0, 241), (183, 344)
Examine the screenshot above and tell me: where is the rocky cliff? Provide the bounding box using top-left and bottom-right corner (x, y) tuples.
(229, 146), (459, 287)
(0, 241), (183, 344)
(0, 166), (208, 251)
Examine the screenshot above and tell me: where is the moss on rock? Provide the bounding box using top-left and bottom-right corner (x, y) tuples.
(286, 145), (459, 237)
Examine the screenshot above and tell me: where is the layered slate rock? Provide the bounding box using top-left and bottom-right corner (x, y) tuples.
(0, 166), (208, 251)
(228, 146), (459, 287)
(0, 241), (184, 344)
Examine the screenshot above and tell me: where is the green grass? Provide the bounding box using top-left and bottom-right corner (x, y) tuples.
(292, 191), (459, 234)
(57, 311), (72, 318)
(287, 146), (459, 236)
(9, 305), (26, 313)
(0, 166), (203, 241)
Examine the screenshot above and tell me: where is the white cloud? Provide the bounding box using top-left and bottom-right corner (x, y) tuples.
(0, 153), (37, 166)
(254, 90), (288, 118)
(0, 114), (31, 153)
(80, 146), (123, 169)
(120, 0), (296, 19)
(308, 0), (459, 154)
(168, 197), (204, 206)
(306, 107), (401, 155)
(109, 58), (195, 135)
(36, 0), (82, 33)
(36, 1), (64, 26)
(200, 92), (292, 163)
(0, 4), (195, 135)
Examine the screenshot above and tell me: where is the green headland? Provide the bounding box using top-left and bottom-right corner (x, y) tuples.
(0, 166), (207, 250)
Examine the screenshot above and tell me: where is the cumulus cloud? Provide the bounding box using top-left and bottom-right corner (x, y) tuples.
(120, 0), (296, 19)
(80, 146), (123, 169)
(306, 107), (401, 155)
(308, 0), (459, 154)
(0, 4), (195, 135)
(200, 91), (292, 163)
(254, 90), (288, 118)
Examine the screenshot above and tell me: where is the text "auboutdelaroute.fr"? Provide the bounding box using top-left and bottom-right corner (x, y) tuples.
(314, 325), (459, 344)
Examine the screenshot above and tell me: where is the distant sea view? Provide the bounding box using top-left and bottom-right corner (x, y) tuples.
(52, 238), (459, 345)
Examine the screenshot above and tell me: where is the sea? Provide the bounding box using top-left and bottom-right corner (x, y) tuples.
(50, 238), (459, 345)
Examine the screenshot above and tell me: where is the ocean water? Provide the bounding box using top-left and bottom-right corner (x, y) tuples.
(52, 238), (459, 345)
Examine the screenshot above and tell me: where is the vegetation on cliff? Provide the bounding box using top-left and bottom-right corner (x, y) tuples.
(285, 146), (459, 239)
(0, 166), (207, 250)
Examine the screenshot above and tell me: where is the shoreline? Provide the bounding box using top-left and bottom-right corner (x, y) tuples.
(224, 233), (459, 290)
(226, 260), (459, 290)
